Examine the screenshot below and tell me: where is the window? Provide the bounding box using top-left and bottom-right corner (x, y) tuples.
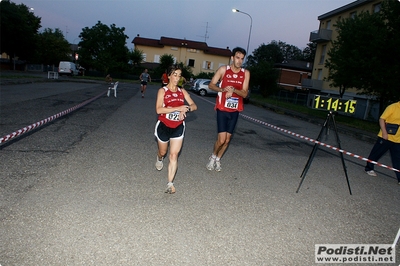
(319, 45), (327, 65)
(317, 69), (323, 80)
(373, 3), (381, 13)
(188, 59), (195, 67)
(326, 20), (331, 30)
(350, 11), (357, 19)
(203, 61), (214, 70)
(143, 53), (147, 62)
(154, 54), (160, 63)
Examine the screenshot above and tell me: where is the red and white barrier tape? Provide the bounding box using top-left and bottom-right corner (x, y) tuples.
(240, 113), (400, 173)
(0, 91), (106, 145)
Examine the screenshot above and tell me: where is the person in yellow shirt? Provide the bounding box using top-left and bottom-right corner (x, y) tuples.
(177, 76), (186, 88)
(364, 101), (400, 185)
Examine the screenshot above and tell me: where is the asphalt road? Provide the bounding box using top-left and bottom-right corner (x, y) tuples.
(0, 80), (399, 265)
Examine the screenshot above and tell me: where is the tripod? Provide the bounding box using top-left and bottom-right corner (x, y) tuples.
(296, 111), (352, 195)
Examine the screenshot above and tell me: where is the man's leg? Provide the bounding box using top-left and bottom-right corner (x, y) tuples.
(214, 132), (232, 158)
(389, 142), (400, 183)
(142, 85), (146, 98)
(365, 138), (391, 172)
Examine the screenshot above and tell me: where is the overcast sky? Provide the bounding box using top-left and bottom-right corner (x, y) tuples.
(12, 0), (352, 53)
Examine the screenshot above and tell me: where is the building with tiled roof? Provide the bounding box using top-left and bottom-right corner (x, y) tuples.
(132, 35), (232, 75)
(274, 60), (313, 91)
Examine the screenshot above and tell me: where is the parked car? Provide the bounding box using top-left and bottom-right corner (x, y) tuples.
(191, 79), (217, 96)
(58, 61), (79, 76)
(191, 78), (250, 103)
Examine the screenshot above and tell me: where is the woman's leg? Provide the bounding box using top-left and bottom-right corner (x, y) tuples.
(167, 138), (184, 184)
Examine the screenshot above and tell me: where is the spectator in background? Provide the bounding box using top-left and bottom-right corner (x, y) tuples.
(161, 69), (168, 87)
(139, 69), (151, 98)
(105, 74), (113, 84)
(177, 76), (186, 89)
(364, 101), (400, 185)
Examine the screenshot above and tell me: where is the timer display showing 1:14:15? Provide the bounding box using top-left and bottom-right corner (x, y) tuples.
(313, 95), (357, 114)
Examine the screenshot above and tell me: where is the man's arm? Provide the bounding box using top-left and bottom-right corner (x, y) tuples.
(208, 66), (227, 93)
(226, 69), (250, 98)
(379, 118), (389, 140)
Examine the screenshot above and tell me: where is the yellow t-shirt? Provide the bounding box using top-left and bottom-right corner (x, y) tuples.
(378, 101), (400, 143)
(178, 77), (185, 87)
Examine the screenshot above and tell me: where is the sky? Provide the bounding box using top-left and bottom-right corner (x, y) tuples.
(11, 0), (353, 53)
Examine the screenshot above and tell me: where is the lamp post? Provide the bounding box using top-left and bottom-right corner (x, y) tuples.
(232, 8), (252, 57)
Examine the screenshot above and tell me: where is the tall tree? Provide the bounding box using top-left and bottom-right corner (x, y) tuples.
(278, 41), (303, 61)
(247, 41), (284, 66)
(325, 0), (400, 108)
(78, 21), (129, 74)
(302, 42), (317, 62)
(159, 54), (175, 72)
(32, 28), (71, 65)
(128, 48), (144, 66)
(153, 54), (175, 79)
(0, 1), (41, 62)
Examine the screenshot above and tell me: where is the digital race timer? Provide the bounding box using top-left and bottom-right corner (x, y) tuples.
(313, 95), (357, 114)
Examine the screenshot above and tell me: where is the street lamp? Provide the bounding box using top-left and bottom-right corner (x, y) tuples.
(232, 8), (252, 57)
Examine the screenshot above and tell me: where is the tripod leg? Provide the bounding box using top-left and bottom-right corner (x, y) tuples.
(296, 114), (330, 193)
(296, 143), (320, 193)
(331, 114), (352, 195)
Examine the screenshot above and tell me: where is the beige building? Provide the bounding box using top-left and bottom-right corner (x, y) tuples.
(306, 0), (382, 95)
(131, 35), (232, 75)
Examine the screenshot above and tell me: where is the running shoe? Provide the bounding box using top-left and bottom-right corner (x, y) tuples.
(155, 156), (163, 171)
(365, 170), (377, 176)
(165, 182), (175, 194)
(215, 160), (221, 172)
(206, 156), (215, 170)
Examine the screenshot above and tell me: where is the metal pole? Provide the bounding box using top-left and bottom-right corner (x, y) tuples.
(232, 9), (253, 55)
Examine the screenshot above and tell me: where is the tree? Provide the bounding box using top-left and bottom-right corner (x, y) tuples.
(159, 54), (175, 72)
(153, 54), (175, 78)
(0, 1), (41, 62)
(128, 48), (144, 67)
(302, 42), (317, 62)
(245, 42), (282, 97)
(32, 28), (71, 65)
(247, 41), (284, 66)
(247, 61), (279, 98)
(325, 0), (400, 109)
(278, 41), (303, 61)
(176, 62), (193, 81)
(78, 21), (129, 74)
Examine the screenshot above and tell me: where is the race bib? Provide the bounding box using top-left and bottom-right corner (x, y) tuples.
(166, 111), (180, 121)
(224, 97), (239, 109)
